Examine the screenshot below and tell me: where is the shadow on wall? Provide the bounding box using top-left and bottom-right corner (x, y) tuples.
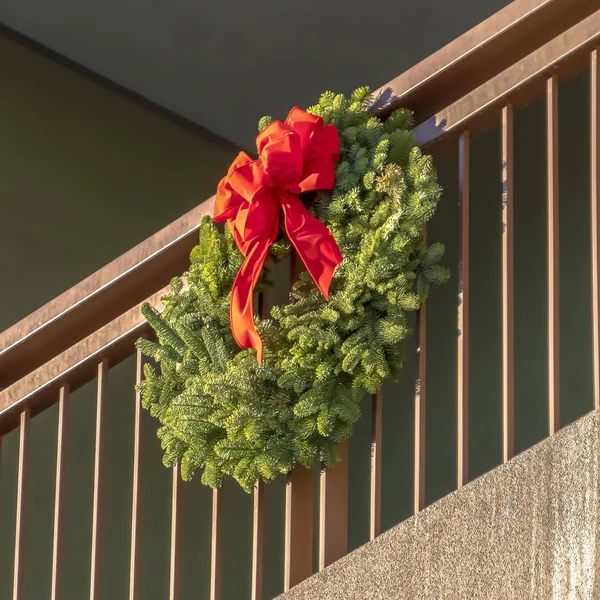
(0, 35), (235, 333)
(0, 0), (513, 148)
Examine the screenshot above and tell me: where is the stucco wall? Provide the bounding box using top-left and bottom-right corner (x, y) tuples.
(279, 408), (600, 599)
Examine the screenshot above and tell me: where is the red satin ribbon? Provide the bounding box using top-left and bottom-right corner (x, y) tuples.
(213, 107), (343, 362)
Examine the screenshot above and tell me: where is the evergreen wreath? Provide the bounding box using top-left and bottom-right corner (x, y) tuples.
(136, 87), (449, 492)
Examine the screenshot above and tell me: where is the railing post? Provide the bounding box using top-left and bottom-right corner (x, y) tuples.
(370, 390), (383, 540)
(90, 360), (108, 600)
(457, 131), (470, 489)
(51, 385), (69, 600)
(591, 49), (600, 411)
(169, 464), (182, 600)
(502, 105), (515, 462)
(251, 290), (266, 600)
(251, 481), (264, 600)
(12, 409), (30, 600)
(284, 251), (315, 591)
(284, 466), (314, 591)
(210, 488), (222, 600)
(319, 441), (349, 570)
(547, 75), (560, 435)
(129, 350), (145, 600)
(414, 304), (427, 512)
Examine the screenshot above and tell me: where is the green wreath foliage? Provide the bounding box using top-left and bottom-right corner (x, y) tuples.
(136, 87), (449, 492)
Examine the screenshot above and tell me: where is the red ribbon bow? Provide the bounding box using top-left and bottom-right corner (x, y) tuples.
(213, 107), (343, 362)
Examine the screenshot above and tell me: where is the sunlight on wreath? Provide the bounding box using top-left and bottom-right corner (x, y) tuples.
(136, 87), (449, 492)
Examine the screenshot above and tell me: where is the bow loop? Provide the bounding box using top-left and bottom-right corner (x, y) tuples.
(214, 107), (342, 361)
(257, 126), (303, 189)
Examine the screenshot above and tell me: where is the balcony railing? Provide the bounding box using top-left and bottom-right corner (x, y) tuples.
(1, 0), (599, 597)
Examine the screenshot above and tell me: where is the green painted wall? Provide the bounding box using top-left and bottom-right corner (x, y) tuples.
(0, 35), (235, 331)
(0, 40), (596, 599)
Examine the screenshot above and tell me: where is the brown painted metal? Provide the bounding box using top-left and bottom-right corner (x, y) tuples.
(90, 360), (108, 600)
(413, 9), (600, 156)
(51, 385), (69, 600)
(502, 105), (515, 463)
(457, 131), (470, 489)
(547, 75), (560, 436)
(414, 304), (427, 512)
(0, 286), (168, 436)
(369, 390), (382, 541)
(210, 487), (223, 600)
(0, 198), (215, 388)
(251, 481), (264, 600)
(592, 49), (600, 411)
(284, 466), (314, 592)
(319, 441), (349, 570)
(12, 409), (30, 600)
(373, 0), (598, 124)
(251, 292), (266, 600)
(129, 349), (145, 600)
(169, 465), (182, 600)
(285, 251), (315, 590)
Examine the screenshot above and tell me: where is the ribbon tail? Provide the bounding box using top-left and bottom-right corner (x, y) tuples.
(281, 194), (343, 299)
(229, 237), (272, 362)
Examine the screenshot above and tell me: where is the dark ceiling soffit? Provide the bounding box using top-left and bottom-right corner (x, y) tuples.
(0, 21), (245, 155)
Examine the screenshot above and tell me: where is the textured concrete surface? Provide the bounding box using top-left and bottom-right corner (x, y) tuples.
(279, 409), (600, 600)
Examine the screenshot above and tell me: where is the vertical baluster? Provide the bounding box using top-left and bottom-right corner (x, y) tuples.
(591, 50), (600, 411)
(13, 409), (30, 600)
(502, 105), (515, 462)
(251, 482), (264, 600)
(90, 360), (108, 600)
(251, 292), (266, 600)
(284, 466), (313, 591)
(0, 434), (2, 546)
(369, 390), (382, 541)
(51, 386), (69, 600)
(457, 131), (470, 488)
(210, 488), (222, 600)
(129, 350), (144, 600)
(414, 304), (427, 512)
(319, 440), (348, 570)
(547, 75), (560, 434)
(285, 252), (314, 590)
(169, 464), (182, 600)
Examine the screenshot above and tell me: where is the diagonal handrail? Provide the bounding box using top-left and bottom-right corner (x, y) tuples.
(372, 0), (599, 121)
(412, 8), (600, 154)
(0, 287), (167, 435)
(0, 198), (214, 387)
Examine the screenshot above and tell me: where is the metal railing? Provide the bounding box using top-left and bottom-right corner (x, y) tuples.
(1, 0), (599, 597)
